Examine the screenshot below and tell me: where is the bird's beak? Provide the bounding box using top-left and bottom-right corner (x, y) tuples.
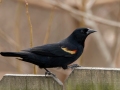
(87, 29), (96, 35)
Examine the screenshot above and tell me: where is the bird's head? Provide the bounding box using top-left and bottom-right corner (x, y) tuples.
(69, 28), (96, 45)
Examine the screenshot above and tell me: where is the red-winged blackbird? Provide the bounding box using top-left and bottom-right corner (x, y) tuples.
(0, 28), (96, 76)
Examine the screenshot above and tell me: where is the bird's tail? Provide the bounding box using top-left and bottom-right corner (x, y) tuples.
(0, 52), (26, 57)
(0, 51), (40, 65)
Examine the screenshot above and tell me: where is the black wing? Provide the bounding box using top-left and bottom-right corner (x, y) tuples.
(23, 43), (78, 57)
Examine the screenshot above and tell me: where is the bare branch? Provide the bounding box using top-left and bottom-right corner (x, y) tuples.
(43, 0), (120, 28)
(0, 28), (19, 48)
(85, 0), (112, 65)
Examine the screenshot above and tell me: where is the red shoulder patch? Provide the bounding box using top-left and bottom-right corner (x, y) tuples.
(61, 47), (77, 54)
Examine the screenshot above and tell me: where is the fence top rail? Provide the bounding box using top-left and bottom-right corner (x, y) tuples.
(1, 67), (120, 90)
(75, 67), (120, 71)
(0, 74), (63, 85)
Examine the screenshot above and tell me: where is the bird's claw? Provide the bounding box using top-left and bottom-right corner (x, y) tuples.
(68, 64), (81, 69)
(45, 71), (56, 77)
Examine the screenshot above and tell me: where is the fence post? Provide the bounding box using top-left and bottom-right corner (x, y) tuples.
(0, 74), (63, 90)
(64, 67), (120, 90)
(1, 67), (120, 90)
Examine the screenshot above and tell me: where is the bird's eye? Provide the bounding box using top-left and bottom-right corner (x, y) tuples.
(81, 30), (86, 34)
(81, 29), (88, 34)
(81, 30), (84, 33)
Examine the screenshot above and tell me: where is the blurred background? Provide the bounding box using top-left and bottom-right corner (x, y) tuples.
(0, 0), (120, 82)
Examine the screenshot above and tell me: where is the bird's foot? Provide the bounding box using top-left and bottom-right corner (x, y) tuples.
(68, 64), (81, 69)
(45, 71), (56, 77)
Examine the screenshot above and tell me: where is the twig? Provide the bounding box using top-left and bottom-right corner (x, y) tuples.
(14, 0), (22, 73)
(24, 0), (33, 48)
(0, 28), (19, 47)
(24, 0), (37, 74)
(43, 0), (120, 28)
(86, 0), (96, 9)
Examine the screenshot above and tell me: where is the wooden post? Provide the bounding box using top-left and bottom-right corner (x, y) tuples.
(1, 67), (120, 90)
(0, 74), (63, 90)
(64, 67), (120, 90)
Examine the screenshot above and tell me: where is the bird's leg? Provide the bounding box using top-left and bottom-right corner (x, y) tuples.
(68, 64), (81, 69)
(44, 68), (56, 77)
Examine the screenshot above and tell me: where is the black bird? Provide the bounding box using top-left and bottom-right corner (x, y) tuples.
(0, 28), (96, 76)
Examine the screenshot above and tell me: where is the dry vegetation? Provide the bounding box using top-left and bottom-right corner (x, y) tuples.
(0, 0), (120, 82)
